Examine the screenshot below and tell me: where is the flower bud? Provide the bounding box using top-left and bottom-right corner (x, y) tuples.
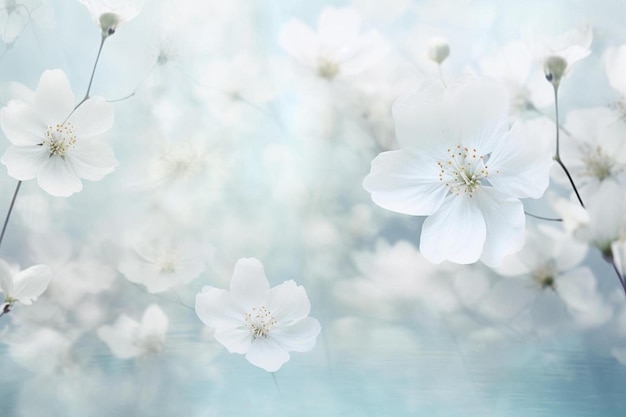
(99, 12), (120, 37)
(427, 37), (450, 65)
(543, 55), (568, 88)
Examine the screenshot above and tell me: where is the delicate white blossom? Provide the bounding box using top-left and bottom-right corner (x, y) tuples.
(97, 304), (168, 359)
(0, 258), (51, 307)
(363, 77), (553, 266)
(79, 0), (144, 37)
(0, 69), (117, 197)
(195, 258), (321, 372)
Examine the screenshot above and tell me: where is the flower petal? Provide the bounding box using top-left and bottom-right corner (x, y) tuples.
(488, 119), (553, 199)
(1, 100), (46, 145)
(245, 337), (290, 372)
(278, 20), (319, 68)
(0, 258), (14, 296)
(420, 194), (486, 264)
(65, 140), (117, 181)
(266, 280), (311, 325)
(195, 286), (245, 329)
(474, 188), (525, 267)
(13, 265), (52, 305)
(1, 145), (50, 180)
(34, 70), (75, 126)
(270, 317), (321, 352)
(70, 97), (114, 139)
(97, 315), (142, 359)
(140, 304), (169, 337)
(363, 149), (447, 216)
(37, 155), (82, 197)
(213, 326), (253, 355)
(229, 258), (269, 309)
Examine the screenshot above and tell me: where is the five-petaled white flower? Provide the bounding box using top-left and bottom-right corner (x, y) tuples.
(363, 77), (553, 266)
(79, 0), (144, 37)
(0, 69), (117, 197)
(195, 258), (321, 372)
(0, 257), (52, 307)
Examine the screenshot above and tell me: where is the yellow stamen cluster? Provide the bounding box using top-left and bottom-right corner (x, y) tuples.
(42, 123), (76, 157)
(317, 57), (340, 79)
(437, 145), (496, 197)
(244, 306), (277, 339)
(580, 144), (620, 181)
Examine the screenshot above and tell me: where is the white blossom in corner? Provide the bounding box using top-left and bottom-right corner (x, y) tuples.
(0, 69), (117, 197)
(363, 77), (553, 266)
(0, 258), (51, 309)
(78, 0), (144, 37)
(195, 258), (321, 372)
(97, 304), (168, 359)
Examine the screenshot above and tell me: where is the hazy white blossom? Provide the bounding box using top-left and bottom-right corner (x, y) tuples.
(363, 77), (553, 266)
(79, 0), (144, 37)
(0, 258), (51, 307)
(195, 258), (320, 372)
(0, 69), (117, 197)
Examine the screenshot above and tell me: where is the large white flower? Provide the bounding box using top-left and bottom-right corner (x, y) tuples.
(79, 0), (144, 37)
(0, 258), (51, 307)
(97, 304), (168, 359)
(195, 258), (321, 372)
(0, 69), (117, 197)
(363, 78), (553, 266)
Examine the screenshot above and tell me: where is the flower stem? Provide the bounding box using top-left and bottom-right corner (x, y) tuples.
(610, 258), (626, 298)
(524, 211), (563, 222)
(76, 35), (108, 109)
(0, 180), (22, 251)
(271, 372), (282, 398)
(552, 85), (585, 208)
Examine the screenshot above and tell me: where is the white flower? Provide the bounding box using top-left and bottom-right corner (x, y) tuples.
(0, 0), (43, 43)
(426, 37), (450, 65)
(97, 304), (168, 359)
(118, 237), (205, 294)
(523, 25), (592, 88)
(604, 44), (626, 94)
(0, 69), (117, 197)
(278, 7), (387, 80)
(0, 258), (51, 307)
(79, 0), (144, 37)
(195, 258), (321, 372)
(363, 77), (553, 266)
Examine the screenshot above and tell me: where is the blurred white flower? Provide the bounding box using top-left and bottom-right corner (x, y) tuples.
(0, 0), (45, 43)
(97, 304), (168, 359)
(363, 77), (553, 266)
(426, 37), (450, 65)
(0, 258), (51, 307)
(604, 44), (626, 94)
(118, 236), (205, 294)
(195, 258), (320, 372)
(0, 69), (117, 197)
(523, 25), (592, 88)
(278, 7), (387, 80)
(79, 0), (144, 37)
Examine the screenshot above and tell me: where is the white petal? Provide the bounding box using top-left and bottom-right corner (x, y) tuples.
(488, 120), (553, 199)
(605, 45), (626, 93)
(12, 265), (52, 305)
(37, 156), (82, 197)
(420, 194), (486, 264)
(245, 337), (290, 372)
(317, 7), (360, 52)
(475, 188), (525, 268)
(33, 70), (75, 126)
(141, 304), (169, 336)
(0, 258), (14, 296)
(363, 150), (448, 216)
(195, 286), (245, 329)
(97, 315), (142, 359)
(0, 100), (46, 145)
(1, 146), (49, 180)
(229, 258), (269, 309)
(266, 280), (311, 325)
(213, 326), (253, 355)
(270, 317), (321, 353)
(65, 140), (117, 181)
(557, 268), (612, 327)
(278, 20), (319, 67)
(70, 97), (114, 139)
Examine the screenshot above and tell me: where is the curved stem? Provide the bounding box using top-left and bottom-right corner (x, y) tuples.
(524, 211), (563, 222)
(79, 35), (107, 106)
(0, 180), (22, 251)
(609, 258), (626, 297)
(552, 85), (585, 208)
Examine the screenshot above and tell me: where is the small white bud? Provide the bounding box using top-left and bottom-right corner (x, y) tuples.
(99, 12), (120, 38)
(427, 37), (450, 65)
(543, 55), (568, 88)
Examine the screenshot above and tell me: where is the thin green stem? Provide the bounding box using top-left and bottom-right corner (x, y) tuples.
(553, 85), (585, 208)
(0, 180), (22, 251)
(524, 211), (562, 222)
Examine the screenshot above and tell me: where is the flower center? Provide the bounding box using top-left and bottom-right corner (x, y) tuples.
(317, 57), (340, 79)
(42, 123), (76, 157)
(579, 144), (620, 181)
(244, 306), (276, 339)
(437, 145), (493, 197)
(532, 263), (556, 290)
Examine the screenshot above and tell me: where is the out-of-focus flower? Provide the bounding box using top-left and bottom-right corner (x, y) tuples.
(195, 258), (321, 372)
(363, 77), (553, 266)
(426, 37), (450, 65)
(604, 44), (626, 94)
(524, 25), (592, 88)
(0, 69), (117, 197)
(0, 258), (51, 308)
(118, 236), (205, 294)
(78, 0), (144, 37)
(97, 304), (168, 359)
(278, 7), (387, 80)
(0, 0), (44, 43)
